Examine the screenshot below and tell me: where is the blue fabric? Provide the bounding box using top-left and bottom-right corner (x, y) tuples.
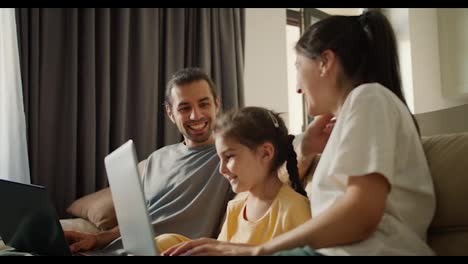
(272, 246), (324, 256)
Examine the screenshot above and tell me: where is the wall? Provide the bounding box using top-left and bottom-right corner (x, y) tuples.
(385, 8), (468, 135)
(409, 9), (468, 113)
(438, 8), (468, 99)
(244, 8), (289, 125)
(384, 8), (468, 114)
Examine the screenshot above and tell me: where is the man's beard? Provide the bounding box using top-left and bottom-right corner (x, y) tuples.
(186, 131), (212, 143)
(183, 122), (213, 143)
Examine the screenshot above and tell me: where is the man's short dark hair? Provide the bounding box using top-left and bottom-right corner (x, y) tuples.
(165, 68), (218, 106)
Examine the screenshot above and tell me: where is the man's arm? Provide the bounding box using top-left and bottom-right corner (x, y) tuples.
(96, 226), (121, 247)
(280, 114), (335, 183)
(66, 225), (120, 253)
(278, 133), (320, 185)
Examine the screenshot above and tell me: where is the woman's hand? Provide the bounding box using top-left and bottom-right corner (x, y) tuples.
(161, 238), (261, 256)
(300, 114), (335, 158)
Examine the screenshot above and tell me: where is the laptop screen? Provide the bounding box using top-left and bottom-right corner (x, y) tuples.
(104, 140), (158, 256)
(0, 179), (71, 256)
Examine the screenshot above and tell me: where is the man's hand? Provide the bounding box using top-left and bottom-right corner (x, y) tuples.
(300, 114), (335, 158)
(64, 230), (100, 253)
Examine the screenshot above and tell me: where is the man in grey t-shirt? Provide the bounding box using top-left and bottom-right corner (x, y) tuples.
(65, 68), (232, 253)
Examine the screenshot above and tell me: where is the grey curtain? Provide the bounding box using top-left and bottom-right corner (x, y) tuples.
(15, 8), (245, 217)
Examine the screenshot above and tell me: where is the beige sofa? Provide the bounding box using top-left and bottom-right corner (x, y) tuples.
(422, 132), (468, 256)
(62, 132), (468, 256)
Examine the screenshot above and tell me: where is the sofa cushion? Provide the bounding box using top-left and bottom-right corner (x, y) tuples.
(66, 188), (117, 230)
(427, 229), (468, 256)
(422, 132), (468, 230)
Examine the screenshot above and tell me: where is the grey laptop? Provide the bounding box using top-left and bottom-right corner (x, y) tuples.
(104, 140), (158, 256)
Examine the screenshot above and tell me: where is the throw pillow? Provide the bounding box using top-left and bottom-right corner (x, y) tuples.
(66, 188), (117, 230)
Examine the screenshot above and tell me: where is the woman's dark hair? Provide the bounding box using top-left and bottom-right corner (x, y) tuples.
(295, 10), (420, 134)
(214, 107), (307, 197)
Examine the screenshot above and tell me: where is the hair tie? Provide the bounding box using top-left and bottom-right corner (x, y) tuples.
(358, 12), (368, 27)
(357, 12), (372, 41)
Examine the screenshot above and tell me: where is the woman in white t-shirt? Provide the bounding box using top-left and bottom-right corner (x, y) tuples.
(165, 10), (436, 256)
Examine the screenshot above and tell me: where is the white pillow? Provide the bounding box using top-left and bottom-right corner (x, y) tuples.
(60, 218), (101, 233)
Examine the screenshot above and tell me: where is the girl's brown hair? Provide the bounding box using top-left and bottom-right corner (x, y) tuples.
(214, 107), (307, 197)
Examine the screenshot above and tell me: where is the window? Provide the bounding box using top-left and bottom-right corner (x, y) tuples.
(285, 9), (303, 134)
(285, 8), (329, 133)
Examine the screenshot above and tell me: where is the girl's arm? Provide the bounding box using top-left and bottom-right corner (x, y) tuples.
(297, 153), (320, 181)
(278, 152), (319, 183)
(66, 226), (120, 253)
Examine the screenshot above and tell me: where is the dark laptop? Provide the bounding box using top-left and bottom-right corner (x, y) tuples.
(0, 179), (71, 256)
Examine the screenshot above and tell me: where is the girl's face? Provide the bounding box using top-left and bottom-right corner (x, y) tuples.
(295, 53), (339, 116)
(215, 135), (270, 194)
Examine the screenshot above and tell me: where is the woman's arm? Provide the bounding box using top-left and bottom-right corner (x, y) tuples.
(166, 173), (389, 256)
(258, 173), (390, 255)
(298, 114), (335, 179)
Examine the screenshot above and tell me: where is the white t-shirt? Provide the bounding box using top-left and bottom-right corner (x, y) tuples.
(306, 83), (436, 256)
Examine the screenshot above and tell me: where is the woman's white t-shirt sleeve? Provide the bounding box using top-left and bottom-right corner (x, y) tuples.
(328, 88), (397, 185)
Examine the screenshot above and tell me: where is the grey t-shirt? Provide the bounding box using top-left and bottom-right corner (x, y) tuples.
(142, 142), (232, 239)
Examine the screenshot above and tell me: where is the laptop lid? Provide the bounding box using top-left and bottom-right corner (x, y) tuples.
(0, 179), (71, 256)
(104, 140), (158, 256)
